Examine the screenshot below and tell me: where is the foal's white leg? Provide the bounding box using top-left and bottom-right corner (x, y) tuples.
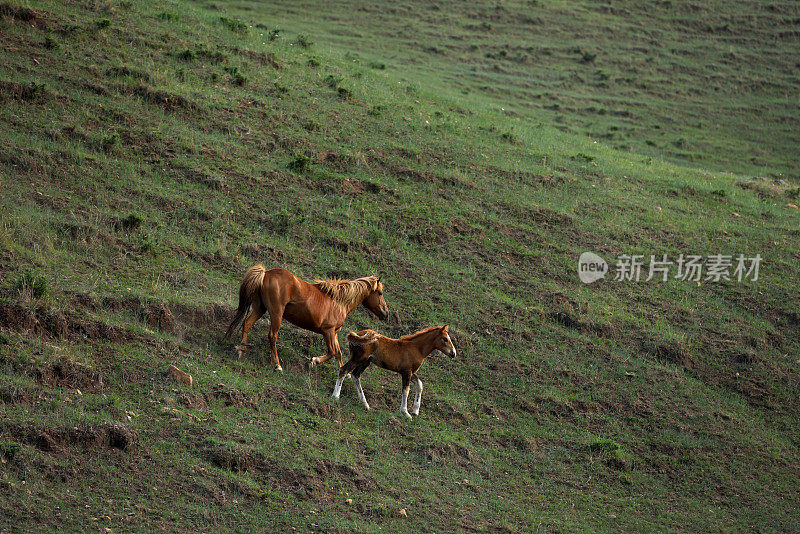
(351, 375), (370, 410)
(400, 384), (412, 419)
(331, 373), (345, 399)
(411, 376), (423, 416)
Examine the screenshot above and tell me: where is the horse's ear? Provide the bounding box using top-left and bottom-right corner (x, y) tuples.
(377, 274), (382, 283)
(442, 324), (449, 331)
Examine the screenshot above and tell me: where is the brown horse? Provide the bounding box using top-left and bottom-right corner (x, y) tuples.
(331, 325), (456, 418)
(225, 266), (389, 371)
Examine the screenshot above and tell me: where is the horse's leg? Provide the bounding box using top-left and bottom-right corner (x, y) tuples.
(310, 329), (338, 367)
(237, 301), (265, 359)
(332, 357), (361, 399)
(410, 374), (423, 416)
(333, 329), (344, 367)
(350, 360), (371, 410)
(267, 306), (284, 372)
(399, 371), (412, 419)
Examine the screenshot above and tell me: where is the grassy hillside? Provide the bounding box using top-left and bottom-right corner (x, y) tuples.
(1, 0), (799, 531)
(244, 0), (800, 177)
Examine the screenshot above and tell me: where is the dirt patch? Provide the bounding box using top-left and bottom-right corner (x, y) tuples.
(0, 2), (56, 30)
(242, 49), (281, 68)
(545, 295), (616, 338)
(642, 341), (695, 371)
(316, 459), (375, 491)
(532, 207), (574, 227)
(204, 443), (262, 473)
(171, 302), (231, 329)
(486, 165), (562, 187)
(416, 442), (474, 467)
(496, 434), (538, 453)
(205, 384), (258, 409)
(122, 84), (198, 112)
(428, 400), (471, 425)
(70, 294), (232, 332)
(0, 302), (131, 342)
(318, 149), (356, 171)
(179, 393), (208, 410)
(5, 422), (137, 452)
(143, 303), (175, 333)
(0, 385), (32, 405)
(200, 444), (343, 498)
(0, 80), (51, 103)
(738, 378), (770, 407)
(0, 2), (37, 21)
(34, 358), (104, 392)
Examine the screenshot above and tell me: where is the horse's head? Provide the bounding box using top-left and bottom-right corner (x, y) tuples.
(434, 324), (457, 358)
(362, 275), (389, 321)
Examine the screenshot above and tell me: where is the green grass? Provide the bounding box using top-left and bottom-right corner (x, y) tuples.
(240, 0), (800, 178)
(0, 0), (799, 532)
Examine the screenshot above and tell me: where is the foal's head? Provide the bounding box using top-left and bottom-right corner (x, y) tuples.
(434, 325), (457, 358)
(362, 276), (389, 321)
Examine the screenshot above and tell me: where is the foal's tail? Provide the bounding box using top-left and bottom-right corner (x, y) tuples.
(347, 330), (380, 361)
(225, 264), (267, 339)
(347, 330), (380, 345)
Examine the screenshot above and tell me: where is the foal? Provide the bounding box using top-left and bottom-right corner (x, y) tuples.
(331, 325), (456, 419)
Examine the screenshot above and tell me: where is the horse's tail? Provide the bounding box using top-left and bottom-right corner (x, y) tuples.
(225, 264), (267, 339)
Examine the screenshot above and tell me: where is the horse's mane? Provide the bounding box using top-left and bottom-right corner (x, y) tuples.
(314, 276), (377, 308)
(399, 326), (442, 341)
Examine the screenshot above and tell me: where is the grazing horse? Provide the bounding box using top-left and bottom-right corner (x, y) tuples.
(225, 266), (389, 371)
(332, 325), (456, 419)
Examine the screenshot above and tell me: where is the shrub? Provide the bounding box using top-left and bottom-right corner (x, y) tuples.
(43, 33), (59, 49)
(119, 212), (143, 230)
(297, 34), (312, 48)
(287, 154), (310, 173)
(13, 271), (48, 298)
(588, 438), (620, 453)
(178, 48), (196, 61)
(0, 441), (21, 460)
(324, 74), (341, 88)
(225, 66), (247, 86)
(101, 132), (119, 152)
(219, 16), (248, 34)
(267, 28), (280, 42)
(156, 11), (178, 21)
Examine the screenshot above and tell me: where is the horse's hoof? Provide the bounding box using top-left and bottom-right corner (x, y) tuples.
(275, 365), (283, 372)
(411, 410), (420, 416)
(401, 411), (412, 419)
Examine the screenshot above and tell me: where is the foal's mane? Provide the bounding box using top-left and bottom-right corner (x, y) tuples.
(398, 326), (442, 341)
(314, 276), (377, 308)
